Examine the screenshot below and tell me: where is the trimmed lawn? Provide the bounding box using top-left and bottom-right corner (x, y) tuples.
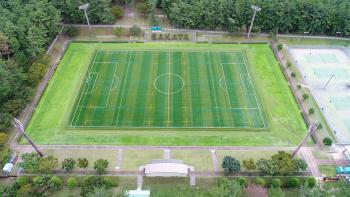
(121, 150), (163, 171)
(25, 43), (306, 145)
(319, 165), (337, 177)
(171, 150), (213, 171)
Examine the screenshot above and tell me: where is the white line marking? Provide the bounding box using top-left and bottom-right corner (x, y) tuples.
(105, 63), (119, 107)
(220, 62), (232, 108)
(70, 49), (100, 126)
(167, 52), (171, 127)
(115, 52), (133, 125)
(207, 52), (221, 126)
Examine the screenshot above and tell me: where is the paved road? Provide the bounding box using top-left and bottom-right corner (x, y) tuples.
(300, 147), (322, 178)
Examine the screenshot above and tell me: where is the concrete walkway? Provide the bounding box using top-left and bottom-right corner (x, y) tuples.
(210, 150), (219, 174)
(300, 147), (321, 178)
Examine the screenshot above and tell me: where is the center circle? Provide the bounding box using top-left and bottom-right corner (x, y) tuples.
(154, 73), (184, 95)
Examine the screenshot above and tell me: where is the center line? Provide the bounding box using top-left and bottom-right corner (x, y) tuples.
(167, 52), (171, 127)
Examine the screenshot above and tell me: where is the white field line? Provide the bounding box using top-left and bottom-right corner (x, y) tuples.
(70, 49), (101, 127)
(240, 54), (266, 128)
(220, 63), (233, 108)
(105, 63), (119, 107)
(207, 52), (221, 126)
(167, 52), (171, 127)
(90, 73), (99, 93)
(115, 52), (132, 125)
(95, 61), (119, 64)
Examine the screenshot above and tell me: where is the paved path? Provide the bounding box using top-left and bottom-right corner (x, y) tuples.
(300, 147), (321, 178)
(164, 149), (171, 159)
(210, 150), (219, 174)
(315, 159), (335, 165)
(115, 149), (123, 170)
(11, 144), (297, 151)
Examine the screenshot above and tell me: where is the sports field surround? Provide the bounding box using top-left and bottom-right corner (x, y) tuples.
(26, 43), (306, 146)
(70, 49), (266, 129)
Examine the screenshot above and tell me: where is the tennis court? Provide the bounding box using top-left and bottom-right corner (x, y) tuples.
(290, 48), (350, 143)
(70, 50), (266, 129)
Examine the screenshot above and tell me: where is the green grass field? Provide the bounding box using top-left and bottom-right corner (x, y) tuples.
(70, 49), (265, 129)
(25, 43), (306, 146)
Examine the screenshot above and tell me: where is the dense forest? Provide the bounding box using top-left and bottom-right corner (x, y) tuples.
(0, 0), (115, 130)
(157, 0), (350, 35)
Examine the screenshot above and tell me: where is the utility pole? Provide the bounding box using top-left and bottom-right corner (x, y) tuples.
(79, 3), (91, 30)
(292, 121), (319, 158)
(12, 118), (43, 157)
(247, 5), (261, 39)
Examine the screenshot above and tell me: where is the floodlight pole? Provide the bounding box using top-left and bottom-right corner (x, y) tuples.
(247, 5), (261, 39)
(79, 3), (91, 30)
(292, 121), (319, 158)
(12, 118), (43, 157)
(323, 74), (335, 89)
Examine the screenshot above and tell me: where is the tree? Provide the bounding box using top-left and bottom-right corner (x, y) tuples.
(78, 158), (89, 168)
(0, 32), (10, 58)
(20, 153), (58, 173)
(256, 158), (274, 175)
(302, 93), (309, 101)
(221, 156), (240, 174)
(291, 72), (297, 78)
(287, 177), (300, 188)
(48, 176), (63, 191)
(237, 176), (248, 188)
(268, 187), (284, 197)
(242, 158), (256, 170)
(62, 158), (76, 172)
(80, 176), (114, 196)
(112, 5), (124, 19)
(16, 184), (33, 197)
(254, 177), (266, 187)
(136, 2), (149, 14)
(323, 137), (333, 146)
(0, 132), (8, 146)
(293, 158), (308, 171)
(317, 123), (323, 130)
(305, 177), (316, 188)
(27, 61), (47, 85)
(94, 159), (109, 174)
(113, 27), (124, 37)
(308, 108), (315, 114)
(287, 61), (292, 68)
(270, 178), (282, 188)
(277, 44), (283, 51)
(67, 177), (78, 189)
(129, 25), (142, 37)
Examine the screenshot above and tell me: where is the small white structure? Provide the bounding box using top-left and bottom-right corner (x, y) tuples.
(3, 163), (14, 174)
(125, 189), (150, 197)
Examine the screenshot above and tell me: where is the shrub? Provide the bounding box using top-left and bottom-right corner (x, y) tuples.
(16, 177), (30, 187)
(277, 44), (283, 51)
(297, 84), (301, 89)
(222, 156), (241, 174)
(94, 159), (109, 174)
(129, 25), (142, 37)
(302, 93), (309, 101)
(113, 27), (123, 37)
(291, 72), (296, 78)
(287, 177), (300, 188)
(305, 177), (316, 188)
(323, 137), (332, 146)
(317, 123), (323, 130)
(63, 27), (78, 37)
(237, 176), (248, 188)
(308, 108), (315, 114)
(80, 176), (114, 196)
(112, 6), (124, 19)
(270, 178), (281, 188)
(49, 176), (63, 191)
(293, 158), (308, 171)
(242, 158), (256, 170)
(254, 177), (266, 187)
(17, 184), (33, 196)
(67, 177), (78, 189)
(287, 61), (292, 68)
(62, 158), (76, 172)
(0, 132), (8, 146)
(77, 158), (89, 168)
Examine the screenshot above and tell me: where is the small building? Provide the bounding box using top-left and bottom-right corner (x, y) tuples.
(125, 189), (150, 197)
(3, 163), (14, 174)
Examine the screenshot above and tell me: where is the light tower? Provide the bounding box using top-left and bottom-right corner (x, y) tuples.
(79, 3), (91, 30)
(247, 5), (261, 39)
(12, 118), (43, 157)
(292, 121), (319, 158)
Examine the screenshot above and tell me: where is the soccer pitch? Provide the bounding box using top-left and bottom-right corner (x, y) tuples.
(25, 43), (306, 146)
(70, 50), (265, 129)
